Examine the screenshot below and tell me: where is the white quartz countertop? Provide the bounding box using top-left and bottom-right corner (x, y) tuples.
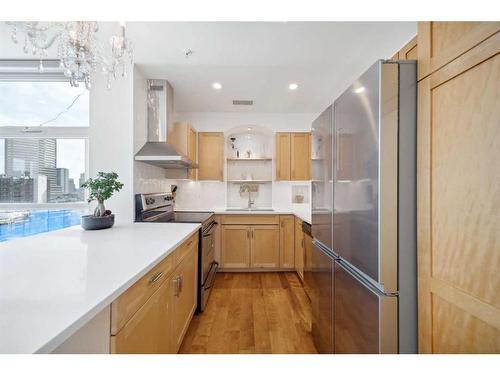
(0, 222), (200, 354)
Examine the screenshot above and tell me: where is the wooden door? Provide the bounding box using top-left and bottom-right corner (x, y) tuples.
(171, 245), (198, 352)
(276, 133), (291, 180)
(291, 132), (311, 180)
(221, 225), (250, 268)
(111, 278), (172, 354)
(393, 36), (418, 60)
(294, 217), (304, 281)
(250, 225), (280, 268)
(279, 215), (295, 268)
(198, 132), (224, 181)
(417, 22), (500, 80)
(417, 24), (500, 353)
(187, 127), (197, 180)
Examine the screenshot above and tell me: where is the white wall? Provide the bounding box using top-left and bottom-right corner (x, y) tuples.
(89, 24), (135, 224)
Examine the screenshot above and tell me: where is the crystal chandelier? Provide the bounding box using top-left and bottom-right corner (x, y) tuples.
(6, 21), (133, 89)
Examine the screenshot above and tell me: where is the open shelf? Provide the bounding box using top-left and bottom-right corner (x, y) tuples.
(227, 157), (272, 161)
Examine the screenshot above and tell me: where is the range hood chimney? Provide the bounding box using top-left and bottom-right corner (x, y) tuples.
(134, 79), (195, 169)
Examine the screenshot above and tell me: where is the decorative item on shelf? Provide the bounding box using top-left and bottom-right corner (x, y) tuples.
(245, 150), (252, 158)
(5, 21), (133, 90)
(80, 171), (124, 230)
(294, 194), (305, 203)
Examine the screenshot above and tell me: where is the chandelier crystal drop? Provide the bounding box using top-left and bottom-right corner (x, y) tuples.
(6, 21), (133, 90)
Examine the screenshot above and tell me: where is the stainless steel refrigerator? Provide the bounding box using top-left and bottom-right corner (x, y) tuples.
(310, 60), (417, 354)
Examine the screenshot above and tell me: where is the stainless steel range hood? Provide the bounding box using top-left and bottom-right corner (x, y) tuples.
(135, 79), (196, 169)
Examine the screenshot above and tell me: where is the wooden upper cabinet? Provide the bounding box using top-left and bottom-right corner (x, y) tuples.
(276, 133), (291, 180)
(221, 225), (251, 268)
(279, 215), (295, 268)
(197, 132), (224, 181)
(111, 276), (173, 354)
(417, 22), (500, 80)
(291, 133), (311, 180)
(398, 36), (418, 60)
(276, 132), (311, 181)
(168, 122), (198, 180)
(250, 225), (280, 268)
(417, 23), (500, 353)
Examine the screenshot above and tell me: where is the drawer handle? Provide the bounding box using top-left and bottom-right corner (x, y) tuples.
(148, 271), (163, 285)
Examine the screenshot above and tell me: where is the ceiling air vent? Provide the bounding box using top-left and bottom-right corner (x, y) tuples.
(232, 99), (254, 106)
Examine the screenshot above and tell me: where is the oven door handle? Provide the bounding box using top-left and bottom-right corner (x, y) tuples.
(202, 222), (218, 237)
(203, 261), (219, 290)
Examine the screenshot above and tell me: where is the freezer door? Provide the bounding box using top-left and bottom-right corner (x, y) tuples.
(311, 240), (334, 354)
(311, 105), (333, 250)
(333, 61), (399, 292)
(334, 260), (397, 354)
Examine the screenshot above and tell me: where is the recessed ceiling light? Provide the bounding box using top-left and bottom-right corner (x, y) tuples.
(212, 82), (222, 90)
(247, 127), (252, 131)
(354, 86), (365, 94)
(288, 83), (299, 90)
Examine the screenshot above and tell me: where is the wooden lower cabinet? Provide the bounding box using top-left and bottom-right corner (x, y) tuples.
(294, 217), (305, 281)
(171, 247), (198, 352)
(250, 225), (280, 268)
(279, 215), (295, 268)
(221, 218), (287, 270)
(111, 276), (173, 354)
(221, 225), (251, 268)
(111, 236), (198, 354)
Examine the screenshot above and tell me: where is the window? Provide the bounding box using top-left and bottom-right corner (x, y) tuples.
(0, 60), (89, 206)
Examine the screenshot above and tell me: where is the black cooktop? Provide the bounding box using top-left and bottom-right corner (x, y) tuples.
(143, 211), (213, 224)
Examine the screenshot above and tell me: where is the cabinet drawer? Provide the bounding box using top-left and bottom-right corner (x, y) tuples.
(220, 215), (279, 225)
(175, 233), (198, 264)
(111, 252), (175, 335)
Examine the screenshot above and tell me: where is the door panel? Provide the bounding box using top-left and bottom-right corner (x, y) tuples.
(417, 27), (500, 353)
(221, 225), (250, 268)
(198, 132), (224, 180)
(250, 225), (280, 268)
(311, 105), (333, 250)
(333, 61), (381, 283)
(291, 133), (311, 180)
(279, 215), (295, 268)
(276, 133), (291, 180)
(334, 260), (397, 354)
(311, 240), (334, 354)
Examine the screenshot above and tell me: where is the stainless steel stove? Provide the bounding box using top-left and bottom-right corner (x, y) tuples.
(135, 192), (218, 313)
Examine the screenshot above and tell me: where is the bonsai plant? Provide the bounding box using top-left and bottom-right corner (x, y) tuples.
(80, 172), (123, 230)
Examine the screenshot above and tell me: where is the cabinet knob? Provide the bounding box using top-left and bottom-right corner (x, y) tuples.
(148, 271), (163, 285)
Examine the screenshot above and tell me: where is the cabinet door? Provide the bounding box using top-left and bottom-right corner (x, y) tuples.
(250, 225), (280, 268)
(221, 225), (250, 268)
(276, 133), (291, 180)
(198, 132), (224, 181)
(294, 217), (304, 281)
(279, 215), (295, 268)
(291, 132), (311, 180)
(398, 36), (418, 61)
(171, 245), (198, 352)
(111, 279), (173, 354)
(417, 27), (500, 353)
(187, 127), (197, 180)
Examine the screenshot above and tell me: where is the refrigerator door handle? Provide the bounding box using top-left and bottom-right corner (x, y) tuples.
(336, 259), (397, 297)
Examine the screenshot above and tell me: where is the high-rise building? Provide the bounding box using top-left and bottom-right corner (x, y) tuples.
(3, 139), (58, 201)
(56, 167), (70, 194)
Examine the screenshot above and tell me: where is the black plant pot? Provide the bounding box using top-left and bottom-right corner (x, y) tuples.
(81, 214), (115, 230)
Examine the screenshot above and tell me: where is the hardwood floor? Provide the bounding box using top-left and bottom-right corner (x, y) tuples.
(179, 272), (317, 354)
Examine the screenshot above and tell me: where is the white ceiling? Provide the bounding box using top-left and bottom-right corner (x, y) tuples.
(0, 22), (417, 113)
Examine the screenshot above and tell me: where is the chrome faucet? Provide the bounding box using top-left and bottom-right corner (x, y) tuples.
(247, 191), (255, 209)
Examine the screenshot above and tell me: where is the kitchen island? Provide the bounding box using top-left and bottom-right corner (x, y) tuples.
(0, 222), (200, 354)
